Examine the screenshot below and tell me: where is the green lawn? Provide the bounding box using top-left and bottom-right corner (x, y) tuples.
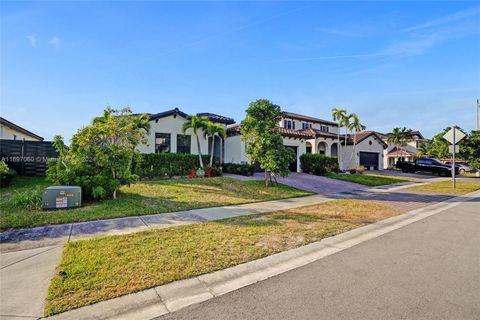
(0, 176), (311, 230)
(327, 173), (413, 186)
(45, 199), (399, 316)
(406, 180), (480, 195)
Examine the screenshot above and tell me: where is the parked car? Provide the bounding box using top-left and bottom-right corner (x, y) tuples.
(396, 158), (459, 176)
(444, 161), (472, 174)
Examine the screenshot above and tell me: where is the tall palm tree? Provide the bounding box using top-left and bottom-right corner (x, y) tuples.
(182, 115), (210, 169)
(331, 107), (347, 167)
(204, 122), (226, 167)
(349, 113), (366, 167)
(387, 127), (413, 160)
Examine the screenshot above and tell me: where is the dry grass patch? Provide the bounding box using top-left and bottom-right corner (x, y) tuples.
(46, 199), (399, 316)
(406, 180), (480, 195)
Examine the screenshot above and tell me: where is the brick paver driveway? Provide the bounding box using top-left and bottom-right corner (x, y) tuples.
(224, 172), (369, 195)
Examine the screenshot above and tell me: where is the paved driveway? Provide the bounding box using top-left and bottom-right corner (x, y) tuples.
(224, 172), (368, 195)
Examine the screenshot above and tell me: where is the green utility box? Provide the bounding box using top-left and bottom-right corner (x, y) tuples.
(42, 186), (82, 210)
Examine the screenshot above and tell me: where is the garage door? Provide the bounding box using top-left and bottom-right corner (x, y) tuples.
(359, 152), (379, 170)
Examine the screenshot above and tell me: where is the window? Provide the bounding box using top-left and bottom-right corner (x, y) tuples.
(292, 121), (295, 129)
(302, 122), (312, 129)
(155, 133), (171, 153)
(319, 125), (329, 132)
(13, 134), (17, 140)
(176, 134), (191, 154)
(284, 120), (292, 129)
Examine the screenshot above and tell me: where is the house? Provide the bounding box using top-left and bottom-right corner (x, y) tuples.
(137, 108), (234, 162)
(0, 117), (44, 141)
(382, 131), (425, 169)
(137, 107), (389, 173)
(224, 111), (341, 172)
(340, 131), (388, 171)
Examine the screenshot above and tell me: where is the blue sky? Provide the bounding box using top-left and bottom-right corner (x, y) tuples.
(1, 1), (479, 141)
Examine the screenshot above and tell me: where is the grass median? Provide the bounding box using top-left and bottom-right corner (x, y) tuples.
(327, 173), (413, 186)
(406, 180), (480, 195)
(45, 199), (399, 316)
(0, 176), (311, 230)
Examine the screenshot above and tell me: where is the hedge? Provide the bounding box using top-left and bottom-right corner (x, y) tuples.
(222, 163), (255, 176)
(134, 153), (216, 178)
(300, 153), (339, 176)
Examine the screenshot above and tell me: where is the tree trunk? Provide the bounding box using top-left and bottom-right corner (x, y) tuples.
(196, 135), (204, 168)
(264, 170), (270, 187)
(209, 135), (215, 167)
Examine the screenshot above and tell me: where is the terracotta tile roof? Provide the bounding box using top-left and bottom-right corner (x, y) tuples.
(342, 131), (388, 148)
(386, 147), (416, 157)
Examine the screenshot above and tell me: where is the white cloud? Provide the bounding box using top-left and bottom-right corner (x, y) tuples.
(49, 36), (61, 48)
(26, 35), (37, 47)
(403, 6), (480, 33)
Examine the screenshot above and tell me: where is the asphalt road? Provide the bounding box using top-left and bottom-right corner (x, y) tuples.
(159, 198), (480, 320)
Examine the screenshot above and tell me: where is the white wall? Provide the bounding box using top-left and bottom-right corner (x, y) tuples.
(137, 115), (209, 155)
(283, 137), (306, 172)
(224, 135), (248, 164)
(279, 117), (339, 134)
(0, 124), (42, 141)
(342, 136), (385, 170)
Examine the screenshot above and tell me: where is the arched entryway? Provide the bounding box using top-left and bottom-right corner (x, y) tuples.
(317, 142), (327, 155)
(330, 143), (338, 157)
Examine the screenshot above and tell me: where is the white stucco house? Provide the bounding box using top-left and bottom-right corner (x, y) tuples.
(137, 108), (235, 162)
(137, 108), (389, 172)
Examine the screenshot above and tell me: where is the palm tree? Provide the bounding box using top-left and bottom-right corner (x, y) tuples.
(387, 127), (413, 161)
(204, 122), (226, 167)
(182, 115), (210, 169)
(331, 108), (347, 167)
(349, 113), (366, 167)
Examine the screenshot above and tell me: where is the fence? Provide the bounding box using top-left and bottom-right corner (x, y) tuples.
(0, 139), (58, 176)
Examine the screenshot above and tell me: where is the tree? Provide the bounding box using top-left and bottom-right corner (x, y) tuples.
(204, 122), (226, 167)
(348, 113), (366, 167)
(182, 115), (210, 169)
(460, 130), (480, 172)
(241, 99), (295, 186)
(48, 107), (150, 200)
(387, 127), (413, 160)
(331, 107), (347, 168)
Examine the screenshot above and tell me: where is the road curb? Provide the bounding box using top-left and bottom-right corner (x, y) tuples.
(44, 190), (480, 320)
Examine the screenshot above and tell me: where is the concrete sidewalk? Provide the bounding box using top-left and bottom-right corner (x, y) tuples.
(0, 194), (330, 253)
(45, 190), (480, 320)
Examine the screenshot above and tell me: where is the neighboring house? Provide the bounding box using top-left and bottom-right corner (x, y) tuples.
(137, 108), (234, 162)
(0, 117), (44, 141)
(225, 111), (341, 172)
(340, 131), (388, 171)
(382, 131), (425, 169)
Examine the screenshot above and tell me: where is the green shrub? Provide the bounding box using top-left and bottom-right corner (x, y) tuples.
(0, 160), (16, 187)
(222, 163), (255, 176)
(135, 153), (214, 178)
(206, 166), (223, 177)
(300, 154), (339, 176)
(11, 187), (43, 210)
(349, 168), (357, 174)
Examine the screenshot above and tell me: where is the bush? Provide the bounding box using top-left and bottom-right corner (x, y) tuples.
(11, 187), (43, 210)
(349, 168), (357, 174)
(0, 160), (16, 187)
(300, 154), (339, 176)
(222, 163), (255, 176)
(206, 165), (223, 177)
(135, 153), (214, 178)
(356, 165), (366, 174)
